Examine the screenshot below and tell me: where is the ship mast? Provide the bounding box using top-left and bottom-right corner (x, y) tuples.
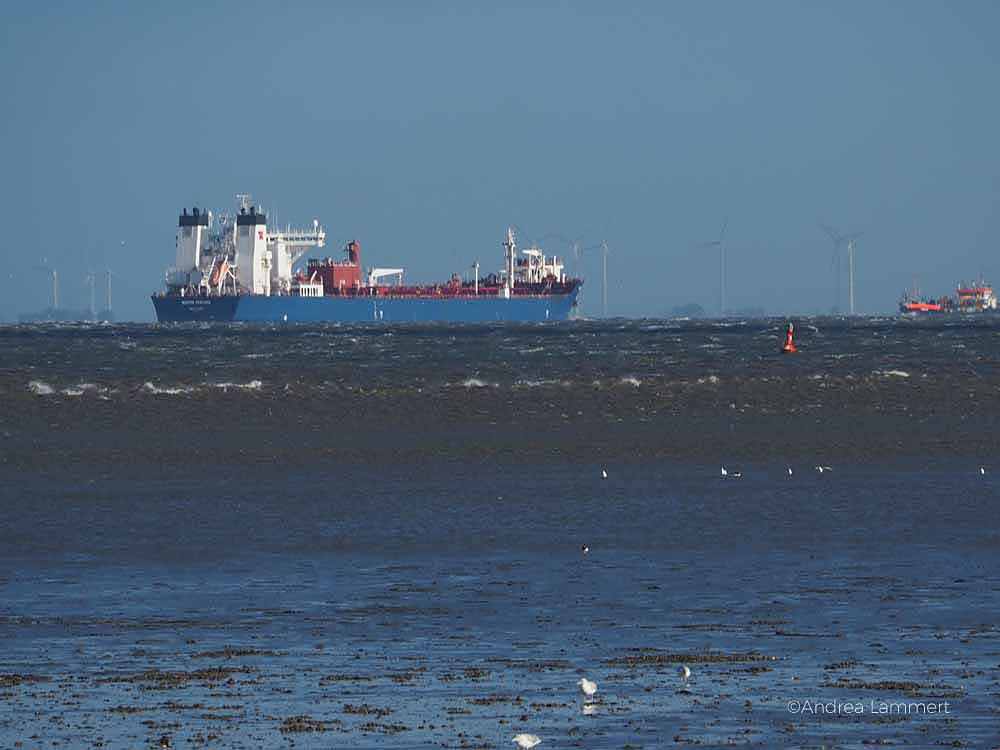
(502, 227), (515, 299)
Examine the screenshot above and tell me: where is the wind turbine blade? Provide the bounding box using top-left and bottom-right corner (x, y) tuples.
(820, 222), (842, 245)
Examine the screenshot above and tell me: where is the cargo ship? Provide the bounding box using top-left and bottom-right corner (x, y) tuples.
(152, 197), (582, 323)
(899, 278), (997, 314)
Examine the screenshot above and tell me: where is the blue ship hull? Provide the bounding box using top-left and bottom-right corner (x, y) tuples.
(152, 289), (581, 323)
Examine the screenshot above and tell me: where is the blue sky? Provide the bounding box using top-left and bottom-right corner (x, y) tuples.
(2, 0), (998, 320)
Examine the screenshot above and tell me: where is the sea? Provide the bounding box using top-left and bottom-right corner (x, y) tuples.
(1, 318), (998, 749)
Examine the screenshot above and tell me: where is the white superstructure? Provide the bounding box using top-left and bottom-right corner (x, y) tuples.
(497, 227), (566, 293)
(164, 196), (326, 296)
(516, 246), (566, 284)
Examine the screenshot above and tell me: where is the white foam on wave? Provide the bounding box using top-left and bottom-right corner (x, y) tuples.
(877, 370), (911, 378)
(460, 378), (498, 388)
(28, 380), (54, 395)
(143, 382), (195, 395)
(619, 376), (642, 387)
(212, 380), (263, 391)
(696, 375), (721, 385)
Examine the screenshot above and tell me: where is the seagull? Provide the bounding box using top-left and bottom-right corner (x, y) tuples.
(787, 467), (793, 476)
(721, 466), (727, 477)
(678, 664), (691, 681)
(581, 544), (590, 555)
(601, 468), (608, 479)
(513, 734), (542, 749)
(815, 466), (832, 474)
(981, 467), (986, 475)
(577, 677), (597, 698)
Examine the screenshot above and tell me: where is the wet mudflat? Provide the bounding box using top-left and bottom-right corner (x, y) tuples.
(2, 463), (998, 748)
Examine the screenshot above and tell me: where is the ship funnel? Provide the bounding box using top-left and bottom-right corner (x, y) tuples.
(176, 204), (209, 275)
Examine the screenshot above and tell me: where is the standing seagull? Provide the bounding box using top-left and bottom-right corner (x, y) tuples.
(513, 734), (542, 749)
(678, 664), (691, 682)
(601, 468), (608, 479)
(578, 677), (598, 699)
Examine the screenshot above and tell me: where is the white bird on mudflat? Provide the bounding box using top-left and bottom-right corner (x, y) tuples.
(581, 544), (590, 555)
(512, 734), (542, 749)
(577, 677), (597, 698)
(815, 465), (832, 474)
(601, 468), (608, 479)
(787, 467), (793, 476)
(981, 467), (986, 475)
(678, 664), (691, 681)
(721, 466), (741, 478)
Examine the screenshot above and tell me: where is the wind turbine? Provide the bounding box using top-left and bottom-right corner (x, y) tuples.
(847, 236), (863, 315)
(38, 257), (59, 311)
(820, 223), (863, 314)
(84, 271), (97, 319)
(580, 240), (610, 317)
(698, 219), (728, 317)
(102, 269), (117, 319)
(538, 232), (605, 316)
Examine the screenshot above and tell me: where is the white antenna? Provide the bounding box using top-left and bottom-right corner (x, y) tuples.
(235, 193), (252, 211)
(472, 260), (480, 295)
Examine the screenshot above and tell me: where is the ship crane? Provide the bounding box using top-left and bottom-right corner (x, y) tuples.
(367, 267), (405, 287)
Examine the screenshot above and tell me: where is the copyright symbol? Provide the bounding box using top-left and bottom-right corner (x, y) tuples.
(787, 700), (800, 713)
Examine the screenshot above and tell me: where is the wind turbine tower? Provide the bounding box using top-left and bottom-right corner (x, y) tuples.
(848, 238), (857, 315)
(821, 223), (862, 314)
(601, 240), (609, 317)
(698, 219), (728, 317)
(85, 271), (96, 318)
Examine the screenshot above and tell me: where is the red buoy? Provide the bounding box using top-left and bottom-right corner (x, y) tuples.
(782, 322), (796, 353)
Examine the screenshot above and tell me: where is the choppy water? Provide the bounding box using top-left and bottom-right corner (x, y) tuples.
(1, 318), (999, 748)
